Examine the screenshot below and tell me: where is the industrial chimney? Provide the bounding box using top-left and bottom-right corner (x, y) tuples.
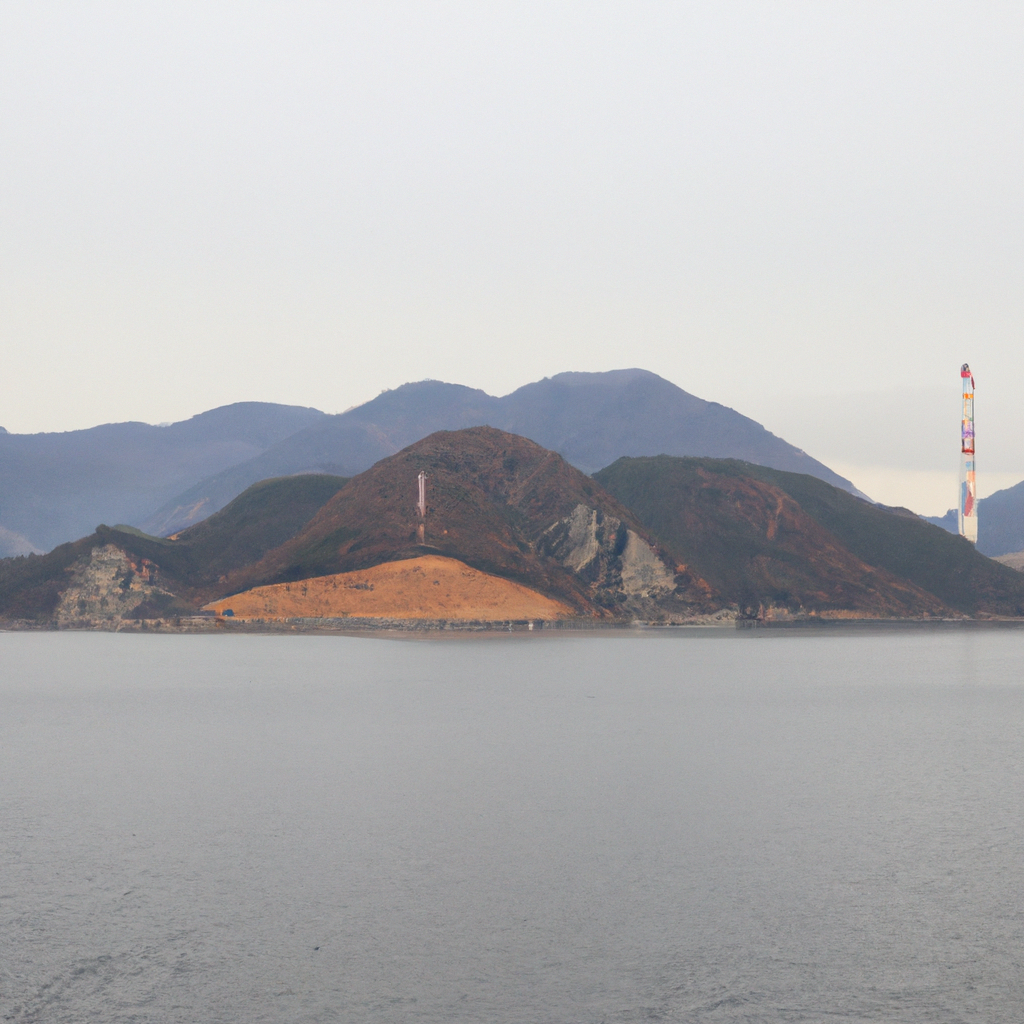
(959, 364), (978, 543)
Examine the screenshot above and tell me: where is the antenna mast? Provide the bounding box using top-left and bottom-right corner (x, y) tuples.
(416, 471), (426, 544)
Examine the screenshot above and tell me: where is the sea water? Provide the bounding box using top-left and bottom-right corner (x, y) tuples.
(2, 628), (1023, 1023)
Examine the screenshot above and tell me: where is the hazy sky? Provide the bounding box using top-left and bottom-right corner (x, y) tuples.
(1, 2), (1021, 513)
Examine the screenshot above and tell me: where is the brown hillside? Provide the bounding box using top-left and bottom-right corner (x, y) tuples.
(204, 555), (572, 621)
(594, 458), (950, 617)
(218, 427), (715, 619)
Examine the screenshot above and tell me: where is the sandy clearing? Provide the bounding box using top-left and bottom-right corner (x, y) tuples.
(204, 555), (572, 621)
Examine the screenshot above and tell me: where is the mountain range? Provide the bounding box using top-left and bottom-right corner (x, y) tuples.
(141, 370), (864, 538)
(4, 426), (1023, 627)
(0, 369), (859, 555)
(0, 402), (326, 554)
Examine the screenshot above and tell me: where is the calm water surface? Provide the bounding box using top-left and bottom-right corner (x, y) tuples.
(1, 629), (1023, 1023)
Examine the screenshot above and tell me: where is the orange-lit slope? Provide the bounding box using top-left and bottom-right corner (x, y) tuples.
(204, 554), (571, 621)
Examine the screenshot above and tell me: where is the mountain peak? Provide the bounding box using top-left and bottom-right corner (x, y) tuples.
(223, 425), (709, 620)
(542, 368), (668, 388)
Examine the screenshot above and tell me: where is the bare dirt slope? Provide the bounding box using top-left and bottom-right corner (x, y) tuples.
(204, 555), (572, 621)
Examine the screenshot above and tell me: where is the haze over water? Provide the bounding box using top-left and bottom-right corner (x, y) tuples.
(3, 629), (1023, 1022)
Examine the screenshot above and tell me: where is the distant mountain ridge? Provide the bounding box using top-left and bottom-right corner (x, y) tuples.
(0, 402), (326, 553)
(925, 480), (1024, 557)
(142, 369), (863, 537)
(1, 370), (867, 553)
(0, 526), (39, 557)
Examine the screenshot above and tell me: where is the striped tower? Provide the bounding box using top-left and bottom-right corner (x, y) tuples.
(959, 364), (977, 543)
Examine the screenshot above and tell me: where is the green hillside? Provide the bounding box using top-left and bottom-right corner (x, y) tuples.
(595, 456), (1024, 616)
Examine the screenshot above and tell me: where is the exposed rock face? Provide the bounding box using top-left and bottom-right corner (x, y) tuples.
(619, 529), (677, 596)
(55, 545), (175, 625)
(539, 503), (677, 605)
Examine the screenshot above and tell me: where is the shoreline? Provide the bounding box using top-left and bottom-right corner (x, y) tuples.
(4, 613), (1024, 637)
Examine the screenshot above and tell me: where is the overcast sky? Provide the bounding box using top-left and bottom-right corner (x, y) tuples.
(1, 2), (1021, 513)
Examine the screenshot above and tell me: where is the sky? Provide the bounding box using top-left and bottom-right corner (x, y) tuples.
(1, 2), (1021, 515)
